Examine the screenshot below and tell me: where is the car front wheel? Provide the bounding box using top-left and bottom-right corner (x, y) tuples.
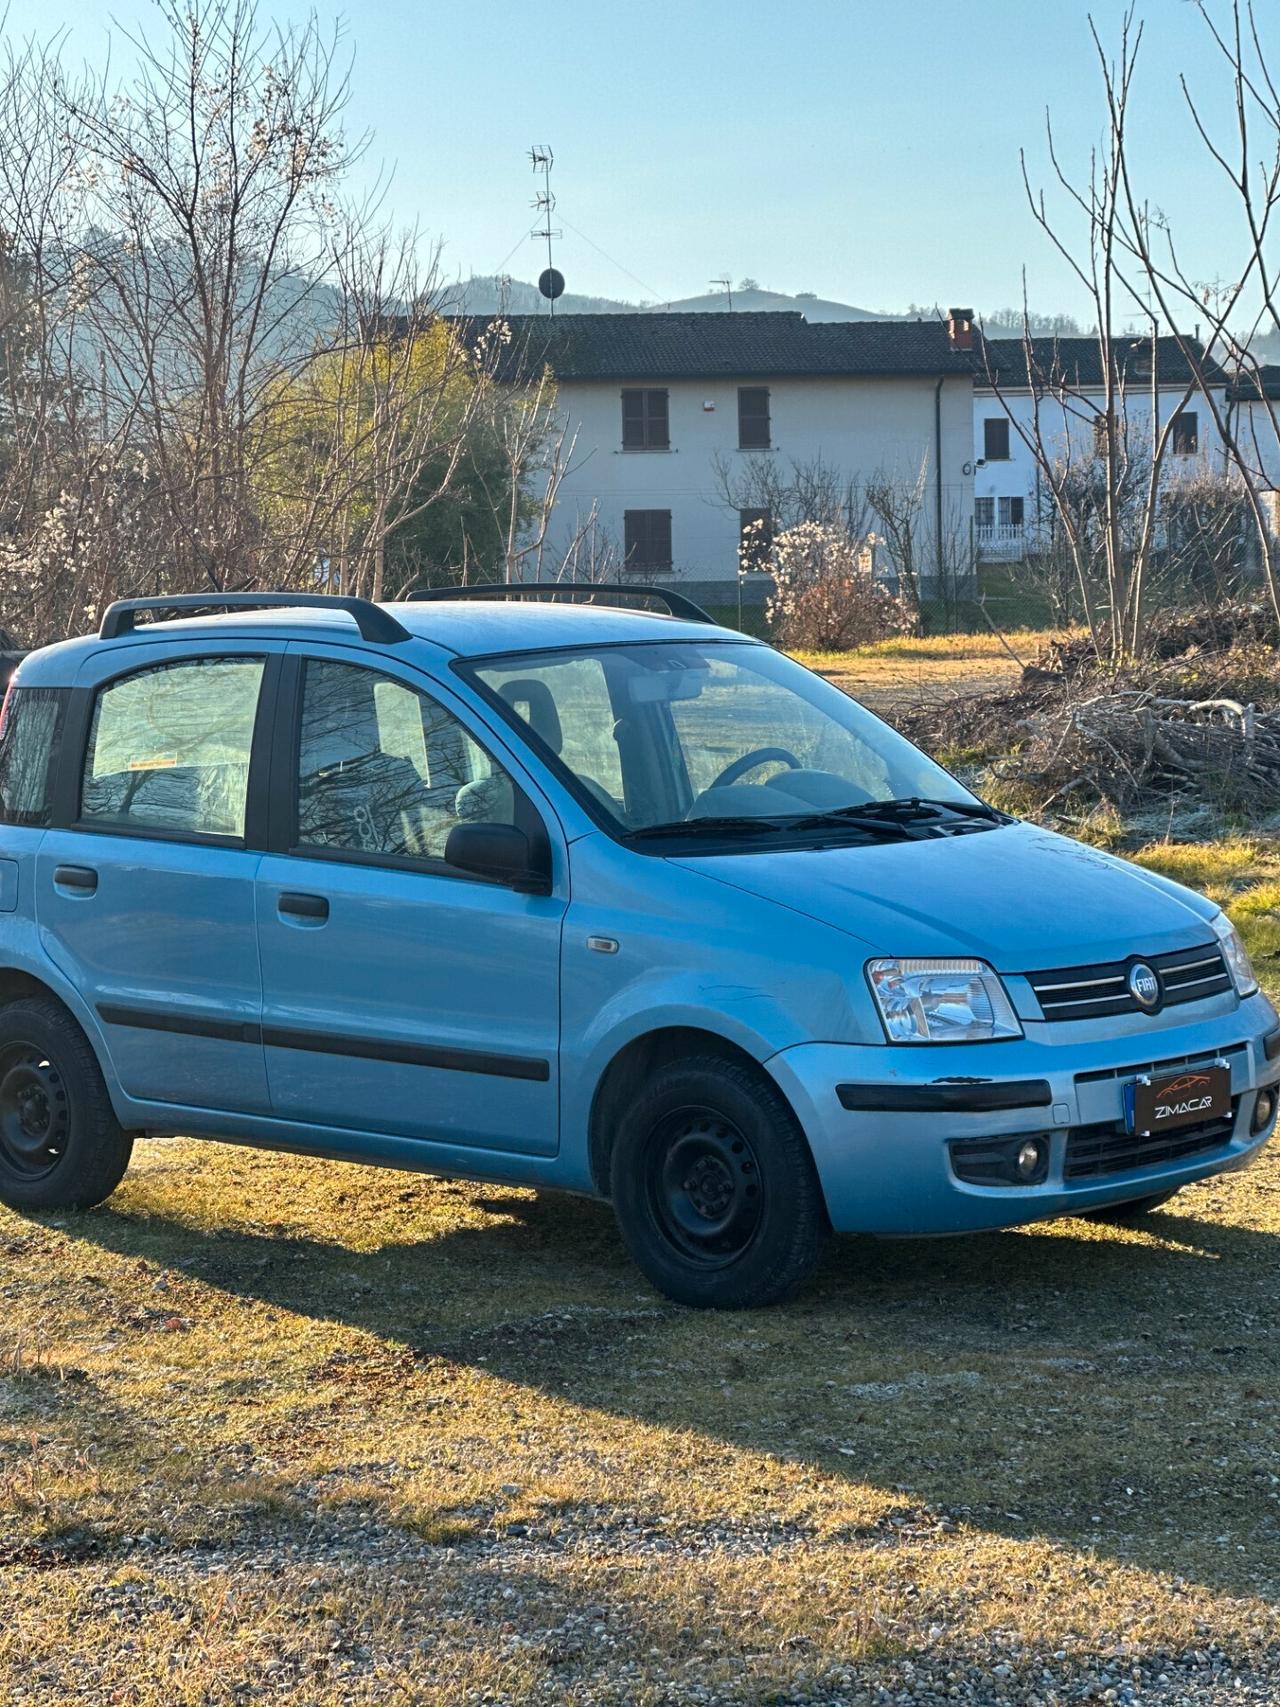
(609, 1054), (827, 1308)
(0, 998), (133, 1211)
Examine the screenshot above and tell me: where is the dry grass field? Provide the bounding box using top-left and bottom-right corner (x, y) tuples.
(794, 629), (1052, 715)
(2, 634), (1279, 1705)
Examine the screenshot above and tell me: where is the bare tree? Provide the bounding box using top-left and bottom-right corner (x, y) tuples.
(711, 450), (865, 533)
(66, 0), (360, 592)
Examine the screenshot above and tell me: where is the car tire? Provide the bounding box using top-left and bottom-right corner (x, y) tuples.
(1079, 1188), (1180, 1224)
(0, 998), (133, 1211)
(609, 1053), (827, 1308)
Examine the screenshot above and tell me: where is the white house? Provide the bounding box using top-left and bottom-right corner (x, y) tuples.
(454, 310), (976, 603)
(973, 336), (1232, 561)
(1228, 364), (1280, 497)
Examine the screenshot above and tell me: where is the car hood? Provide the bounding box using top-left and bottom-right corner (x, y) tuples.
(671, 821), (1219, 969)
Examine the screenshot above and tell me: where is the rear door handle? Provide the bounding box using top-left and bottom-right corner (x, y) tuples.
(277, 891), (329, 922)
(53, 865), (98, 893)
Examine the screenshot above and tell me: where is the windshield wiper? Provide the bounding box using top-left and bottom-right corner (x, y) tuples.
(627, 813), (914, 843)
(628, 815), (806, 841)
(626, 799), (1010, 844)
(804, 797), (1010, 826)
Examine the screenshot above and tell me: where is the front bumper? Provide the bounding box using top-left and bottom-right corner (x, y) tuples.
(767, 990), (1280, 1234)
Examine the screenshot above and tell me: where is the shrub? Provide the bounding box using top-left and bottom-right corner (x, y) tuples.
(760, 521), (916, 651)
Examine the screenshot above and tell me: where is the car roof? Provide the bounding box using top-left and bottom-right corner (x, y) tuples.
(13, 596), (750, 686)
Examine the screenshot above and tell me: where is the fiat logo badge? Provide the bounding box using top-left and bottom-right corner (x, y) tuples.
(1128, 961), (1161, 1010)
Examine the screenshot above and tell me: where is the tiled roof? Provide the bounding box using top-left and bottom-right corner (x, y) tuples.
(1227, 363), (1280, 402)
(445, 312), (974, 382)
(976, 334), (1229, 390)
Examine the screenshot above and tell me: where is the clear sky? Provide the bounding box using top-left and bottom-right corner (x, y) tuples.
(0, 0), (1263, 321)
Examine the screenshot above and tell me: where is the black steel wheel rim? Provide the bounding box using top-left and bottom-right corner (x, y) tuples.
(646, 1105), (764, 1268)
(0, 1042), (69, 1179)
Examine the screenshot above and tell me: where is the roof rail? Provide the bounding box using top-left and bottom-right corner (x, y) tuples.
(405, 581), (716, 625)
(98, 592), (412, 645)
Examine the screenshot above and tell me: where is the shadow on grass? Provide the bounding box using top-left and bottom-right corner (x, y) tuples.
(57, 1178), (1280, 1600)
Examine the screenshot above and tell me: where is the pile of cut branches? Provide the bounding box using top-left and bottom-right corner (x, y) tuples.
(991, 688), (1280, 815)
(890, 605), (1280, 827)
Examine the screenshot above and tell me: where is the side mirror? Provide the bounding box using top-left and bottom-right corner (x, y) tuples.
(445, 822), (550, 894)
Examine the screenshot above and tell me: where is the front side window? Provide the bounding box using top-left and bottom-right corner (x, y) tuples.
(295, 659), (515, 864)
(81, 657), (264, 837)
(621, 387), (669, 450)
(1172, 410), (1198, 455)
(983, 416), (1011, 460)
(624, 509), (673, 572)
(738, 387), (771, 449)
(472, 641), (978, 845)
(0, 686), (66, 827)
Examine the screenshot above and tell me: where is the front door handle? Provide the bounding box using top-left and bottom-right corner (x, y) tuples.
(278, 891), (329, 922)
(53, 865), (98, 893)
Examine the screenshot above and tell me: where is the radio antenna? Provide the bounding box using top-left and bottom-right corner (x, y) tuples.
(529, 146), (564, 314)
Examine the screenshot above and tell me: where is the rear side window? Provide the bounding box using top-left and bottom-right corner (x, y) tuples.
(0, 686), (66, 827)
(81, 657), (265, 838)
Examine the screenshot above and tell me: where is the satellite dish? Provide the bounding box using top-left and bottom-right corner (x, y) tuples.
(538, 267), (566, 302)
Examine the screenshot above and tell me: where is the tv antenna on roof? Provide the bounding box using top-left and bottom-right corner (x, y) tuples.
(711, 276), (733, 311)
(529, 145), (564, 314)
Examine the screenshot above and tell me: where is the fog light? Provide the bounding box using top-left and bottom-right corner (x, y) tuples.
(1016, 1139), (1044, 1178)
(950, 1133), (1051, 1186)
(1251, 1086), (1277, 1135)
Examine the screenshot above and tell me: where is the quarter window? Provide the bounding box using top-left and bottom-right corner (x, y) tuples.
(0, 686), (65, 827)
(81, 657), (264, 838)
(295, 660), (515, 864)
(737, 387), (771, 450)
(621, 388), (669, 450)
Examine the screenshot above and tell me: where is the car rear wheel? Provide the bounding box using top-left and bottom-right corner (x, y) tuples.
(609, 1054), (827, 1308)
(1079, 1187), (1180, 1224)
(0, 998), (133, 1211)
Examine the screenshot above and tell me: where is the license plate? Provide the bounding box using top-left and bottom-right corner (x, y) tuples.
(1124, 1064), (1232, 1136)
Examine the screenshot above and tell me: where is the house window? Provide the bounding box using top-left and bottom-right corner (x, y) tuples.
(1172, 410), (1198, 456)
(1093, 413), (1112, 455)
(738, 507), (774, 570)
(621, 388), (669, 450)
(624, 509), (673, 572)
(975, 497), (995, 531)
(998, 496), (1025, 530)
(737, 387), (771, 450)
(983, 417), (1011, 461)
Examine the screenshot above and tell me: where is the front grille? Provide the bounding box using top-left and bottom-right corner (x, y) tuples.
(1027, 944), (1231, 1023)
(1076, 1043), (1247, 1087)
(1063, 1109), (1236, 1179)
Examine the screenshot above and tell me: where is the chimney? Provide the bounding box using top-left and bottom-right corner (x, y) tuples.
(946, 307), (975, 351)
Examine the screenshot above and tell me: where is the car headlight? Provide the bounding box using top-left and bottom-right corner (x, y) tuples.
(1212, 912), (1258, 998)
(866, 957), (1023, 1044)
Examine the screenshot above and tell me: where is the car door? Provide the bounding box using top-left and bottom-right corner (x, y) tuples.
(253, 644), (565, 1156)
(36, 640), (277, 1115)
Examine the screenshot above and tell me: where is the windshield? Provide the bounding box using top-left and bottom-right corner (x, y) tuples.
(470, 640), (986, 845)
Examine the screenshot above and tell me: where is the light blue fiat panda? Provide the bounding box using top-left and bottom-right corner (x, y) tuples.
(0, 586), (1275, 1307)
